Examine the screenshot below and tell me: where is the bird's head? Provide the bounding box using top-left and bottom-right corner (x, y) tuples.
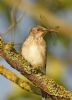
(30, 26), (48, 38)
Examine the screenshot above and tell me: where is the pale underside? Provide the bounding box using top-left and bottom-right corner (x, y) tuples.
(21, 35), (46, 70)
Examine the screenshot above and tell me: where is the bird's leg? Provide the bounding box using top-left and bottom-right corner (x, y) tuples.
(41, 90), (48, 100)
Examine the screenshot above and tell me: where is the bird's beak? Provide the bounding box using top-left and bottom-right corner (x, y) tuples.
(42, 28), (58, 37)
(42, 29), (48, 37)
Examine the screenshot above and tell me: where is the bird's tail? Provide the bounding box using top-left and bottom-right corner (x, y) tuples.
(41, 90), (47, 100)
(42, 97), (46, 100)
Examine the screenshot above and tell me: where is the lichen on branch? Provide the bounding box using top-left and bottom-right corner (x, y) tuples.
(0, 35), (72, 100)
(0, 64), (32, 92)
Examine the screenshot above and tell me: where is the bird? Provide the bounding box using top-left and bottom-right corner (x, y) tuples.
(21, 26), (48, 100)
(21, 26), (48, 72)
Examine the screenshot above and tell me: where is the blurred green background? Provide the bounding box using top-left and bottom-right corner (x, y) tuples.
(0, 0), (72, 100)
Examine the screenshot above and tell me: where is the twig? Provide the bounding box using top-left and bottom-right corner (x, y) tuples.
(2, 12), (24, 35)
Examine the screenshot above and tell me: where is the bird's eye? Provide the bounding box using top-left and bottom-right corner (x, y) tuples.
(37, 28), (41, 31)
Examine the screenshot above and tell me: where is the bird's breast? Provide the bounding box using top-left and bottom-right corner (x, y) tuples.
(21, 38), (46, 69)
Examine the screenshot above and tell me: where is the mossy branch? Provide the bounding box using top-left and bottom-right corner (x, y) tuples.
(0, 64), (42, 96)
(0, 64), (32, 92)
(0, 36), (72, 100)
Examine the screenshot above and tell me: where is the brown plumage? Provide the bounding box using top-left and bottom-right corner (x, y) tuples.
(21, 26), (48, 72)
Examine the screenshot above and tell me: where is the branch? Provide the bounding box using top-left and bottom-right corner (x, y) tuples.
(0, 64), (32, 92)
(0, 64), (42, 96)
(0, 36), (72, 99)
